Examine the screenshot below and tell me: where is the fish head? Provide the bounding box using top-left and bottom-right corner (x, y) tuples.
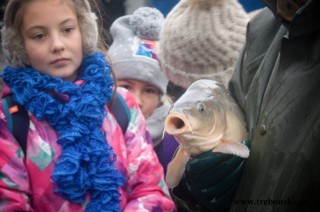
(164, 79), (228, 154)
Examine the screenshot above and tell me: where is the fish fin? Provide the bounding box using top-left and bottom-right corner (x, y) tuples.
(166, 146), (190, 188)
(212, 140), (250, 158)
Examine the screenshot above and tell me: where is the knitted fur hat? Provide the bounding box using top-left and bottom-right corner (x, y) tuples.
(158, 0), (249, 89)
(108, 7), (168, 95)
(1, 0), (98, 68)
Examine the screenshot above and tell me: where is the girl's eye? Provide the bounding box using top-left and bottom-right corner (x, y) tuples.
(32, 33), (46, 40)
(144, 87), (158, 94)
(63, 27), (74, 33)
(120, 84), (132, 90)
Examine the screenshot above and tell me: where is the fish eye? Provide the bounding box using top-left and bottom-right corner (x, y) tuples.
(197, 103), (205, 112)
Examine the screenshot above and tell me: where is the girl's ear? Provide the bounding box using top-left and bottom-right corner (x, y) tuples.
(75, 0), (99, 56)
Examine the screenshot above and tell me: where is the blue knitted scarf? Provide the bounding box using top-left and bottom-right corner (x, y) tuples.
(2, 52), (125, 211)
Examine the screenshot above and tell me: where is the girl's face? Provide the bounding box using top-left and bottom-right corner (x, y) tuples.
(21, 0), (83, 81)
(118, 79), (161, 118)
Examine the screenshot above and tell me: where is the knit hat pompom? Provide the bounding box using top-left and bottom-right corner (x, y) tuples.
(188, 0), (224, 9)
(130, 7), (164, 40)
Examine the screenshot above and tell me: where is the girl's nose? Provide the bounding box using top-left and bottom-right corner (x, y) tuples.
(51, 33), (65, 53)
(136, 95), (143, 109)
(132, 90), (143, 108)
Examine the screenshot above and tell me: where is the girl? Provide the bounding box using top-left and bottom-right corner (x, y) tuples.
(108, 7), (179, 175)
(0, 0), (175, 211)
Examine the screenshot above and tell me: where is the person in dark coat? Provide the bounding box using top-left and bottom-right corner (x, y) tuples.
(228, 0), (320, 211)
(169, 0), (320, 211)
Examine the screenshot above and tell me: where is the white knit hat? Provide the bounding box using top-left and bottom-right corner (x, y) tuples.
(108, 7), (168, 95)
(158, 0), (249, 89)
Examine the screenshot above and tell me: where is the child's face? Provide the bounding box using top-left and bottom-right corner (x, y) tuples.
(118, 79), (161, 118)
(21, 0), (83, 81)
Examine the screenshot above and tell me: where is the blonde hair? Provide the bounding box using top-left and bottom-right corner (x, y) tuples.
(1, 0), (102, 67)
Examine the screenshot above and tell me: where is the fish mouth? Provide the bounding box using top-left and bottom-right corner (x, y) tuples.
(164, 113), (190, 135)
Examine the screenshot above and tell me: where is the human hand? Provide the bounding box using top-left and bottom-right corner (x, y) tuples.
(170, 141), (250, 212)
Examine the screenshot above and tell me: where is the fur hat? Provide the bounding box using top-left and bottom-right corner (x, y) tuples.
(108, 7), (168, 95)
(158, 0), (249, 89)
(1, 0), (99, 68)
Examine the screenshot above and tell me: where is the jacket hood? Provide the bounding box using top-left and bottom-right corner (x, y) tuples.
(262, 0), (320, 37)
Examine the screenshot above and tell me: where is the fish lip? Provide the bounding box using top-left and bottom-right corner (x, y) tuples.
(164, 113), (190, 135)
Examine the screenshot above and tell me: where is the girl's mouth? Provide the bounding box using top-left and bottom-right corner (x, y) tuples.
(51, 58), (69, 67)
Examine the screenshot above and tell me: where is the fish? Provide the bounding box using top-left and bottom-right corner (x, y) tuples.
(164, 79), (249, 188)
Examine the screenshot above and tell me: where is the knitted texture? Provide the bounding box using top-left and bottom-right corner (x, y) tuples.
(108, 7), (168, 94)
(2, 52), (125, 211)
(158, 0), (249, 89)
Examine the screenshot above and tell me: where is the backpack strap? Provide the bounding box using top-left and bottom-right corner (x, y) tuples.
(109, 92), (130, 133)
(2, 95), (29, 154)
(1, 92), (130, 154)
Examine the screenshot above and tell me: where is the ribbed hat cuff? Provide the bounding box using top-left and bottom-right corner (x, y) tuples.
(163, 62), (233, 89)
(112, 59), (168, 94)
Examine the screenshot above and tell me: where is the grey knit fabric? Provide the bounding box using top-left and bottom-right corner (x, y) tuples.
(158, 0), (249, 89)
(108, 7), (168, 95)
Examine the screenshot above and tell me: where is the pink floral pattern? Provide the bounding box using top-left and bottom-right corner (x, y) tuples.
(0, 86), (175, 212)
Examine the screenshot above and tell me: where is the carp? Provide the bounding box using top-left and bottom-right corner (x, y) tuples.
(164, 79), (249, 188)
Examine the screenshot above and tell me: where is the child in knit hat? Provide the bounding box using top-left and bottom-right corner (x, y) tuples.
(0, 0), (175, 211)
(158, 0), (249, 101)
(108, 7), (179, 175)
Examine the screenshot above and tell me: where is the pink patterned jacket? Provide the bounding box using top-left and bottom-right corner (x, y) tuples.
(0, 85), (175, 212)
